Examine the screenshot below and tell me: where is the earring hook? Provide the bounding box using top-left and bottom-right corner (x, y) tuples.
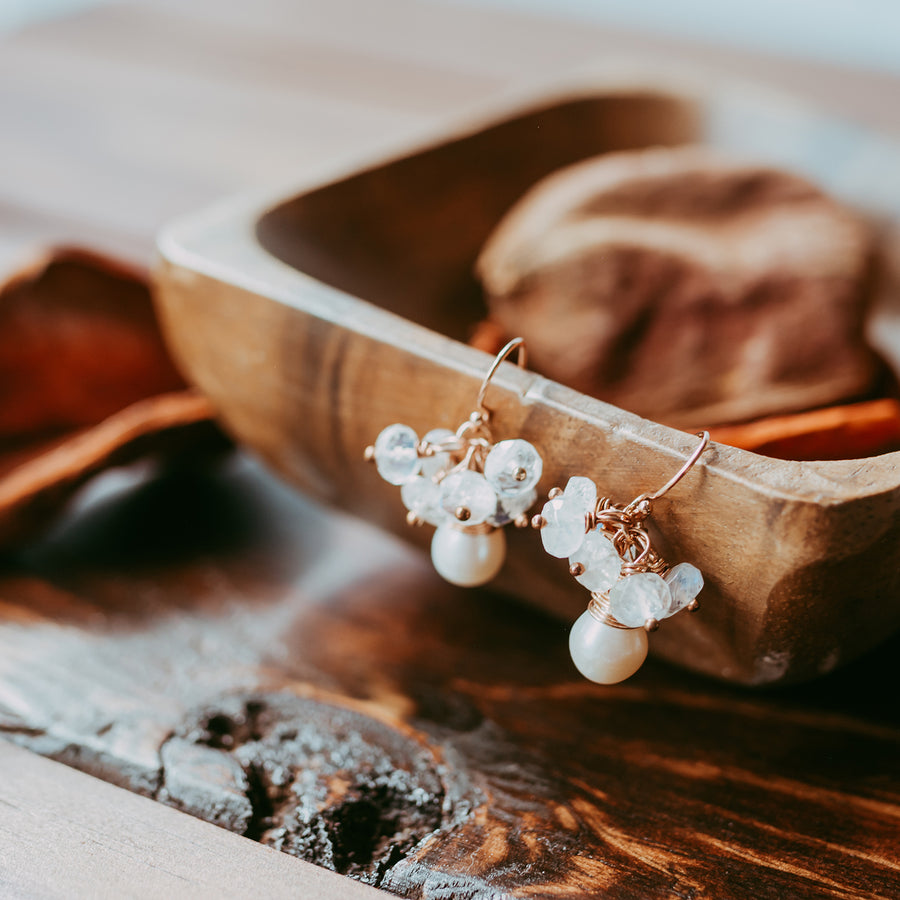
(643, 431), (710, 503)
(474, 337), (527, 415)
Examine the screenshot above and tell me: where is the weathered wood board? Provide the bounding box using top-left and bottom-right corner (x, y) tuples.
(0, 740), (385, 900)
(0, 458), (898, 898)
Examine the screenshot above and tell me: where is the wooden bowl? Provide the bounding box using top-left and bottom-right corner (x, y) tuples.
(154, 70), (900, 686)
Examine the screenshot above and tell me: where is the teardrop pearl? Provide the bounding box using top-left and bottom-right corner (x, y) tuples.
(430, 524), (506, 587)
(568, 610), (649, 684)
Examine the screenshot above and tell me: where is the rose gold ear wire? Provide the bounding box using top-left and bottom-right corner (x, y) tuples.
(473, 337), (527, 421)
(363, 338), (529, 465)
(645, 431), (710, 501)
(617, 431), (711, 524)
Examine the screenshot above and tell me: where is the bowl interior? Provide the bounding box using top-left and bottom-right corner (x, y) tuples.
(255, 84), (900, 394)
(256, 92), (698, 340)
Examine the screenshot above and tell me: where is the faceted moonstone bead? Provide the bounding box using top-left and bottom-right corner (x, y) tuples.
(431, 523), (506, 586)
(664, 563), (704, 616)
(501, 486), (538, 518)
(563, 476), (597, 513)
(608, 573), (671, 627)
(569, 610), (649, 684)
(439, 470), (497, 526)
(488, 487), (538, 528)
(539, 497), (586, 558)
(568, 530), (621, 592)
(484, 439), (543, 494)
(420, 428), (456, 479)
(401, 477), (446, 526)
(374, 424), (421, 485)
(539, 476), (597, 558)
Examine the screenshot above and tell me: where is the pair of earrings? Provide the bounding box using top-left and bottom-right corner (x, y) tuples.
(364, 339), (708, 685)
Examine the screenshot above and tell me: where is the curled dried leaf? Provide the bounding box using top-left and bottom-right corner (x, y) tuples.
(0, 248), (227, 547)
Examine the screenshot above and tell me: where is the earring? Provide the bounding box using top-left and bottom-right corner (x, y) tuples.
(532, 432), (710, 684)
(365, 338), (543, 587)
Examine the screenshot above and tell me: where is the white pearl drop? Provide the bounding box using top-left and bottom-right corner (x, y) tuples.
(568, 611), (649, 684)
(430, 524), (506, 587)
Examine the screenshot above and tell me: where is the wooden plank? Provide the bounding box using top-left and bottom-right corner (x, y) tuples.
(0, 740), (386, 900)
(0, 458), (898, 898)
(0, 36), (424, 258)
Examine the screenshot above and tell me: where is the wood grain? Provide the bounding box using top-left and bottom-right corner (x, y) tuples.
(1, 459), (898, 898)
(0, 740), (386, 900)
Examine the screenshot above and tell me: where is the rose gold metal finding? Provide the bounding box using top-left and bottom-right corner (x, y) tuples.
(474, 337), (527, 416)
(639, 431), (710, 504)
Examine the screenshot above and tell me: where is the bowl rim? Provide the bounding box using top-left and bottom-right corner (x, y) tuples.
(156, 67), (900, 508)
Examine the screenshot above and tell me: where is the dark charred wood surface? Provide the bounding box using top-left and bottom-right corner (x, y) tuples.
(0, 456), (898, 898)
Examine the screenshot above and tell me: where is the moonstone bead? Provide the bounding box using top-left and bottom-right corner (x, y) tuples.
(374, 424), (421, 485)
(563, 476), (597, 513)
(430, 524), (506, 586)
(484, 439), (543, 493)
(502, 486), (538, 518)
(487, 487), (538, 527)
(439, 470), (497, 525)
(539, 476), (596, 558)
(539, 496), (586, 558)
(488, 506), (510, 527)
(664, 563), (704, 616)
(569, 611), (649, 684)
(608, 573), (671, 627)
(401, 477), (446, 526)
(568, 530), (621, 592)
(421, 428), (456, 479)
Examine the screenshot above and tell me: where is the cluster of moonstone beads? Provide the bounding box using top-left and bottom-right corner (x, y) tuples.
(366, 415), (543, 587)
(534, 476), (703, 684)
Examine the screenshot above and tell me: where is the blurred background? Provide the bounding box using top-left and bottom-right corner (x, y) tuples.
(3, 0), (898, 73)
